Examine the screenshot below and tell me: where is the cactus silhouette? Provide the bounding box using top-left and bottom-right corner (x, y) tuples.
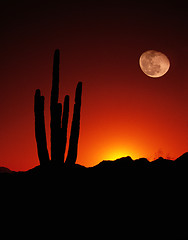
(34, 49), (82, 167)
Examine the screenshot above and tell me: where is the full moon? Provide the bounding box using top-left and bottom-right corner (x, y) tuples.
(139, 50), (170, 78)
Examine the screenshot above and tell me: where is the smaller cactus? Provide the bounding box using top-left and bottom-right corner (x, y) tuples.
(34, 89), (50, 166)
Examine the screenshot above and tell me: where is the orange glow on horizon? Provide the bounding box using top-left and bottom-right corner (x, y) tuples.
(100, 146), (137, 162)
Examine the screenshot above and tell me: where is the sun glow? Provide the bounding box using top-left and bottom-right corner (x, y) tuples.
(101, 146), (137, 161)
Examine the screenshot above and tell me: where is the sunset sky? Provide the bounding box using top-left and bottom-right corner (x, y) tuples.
(1, 0), (188, 170)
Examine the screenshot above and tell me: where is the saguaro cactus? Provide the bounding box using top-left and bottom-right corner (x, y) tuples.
(34, 49), (82, 167)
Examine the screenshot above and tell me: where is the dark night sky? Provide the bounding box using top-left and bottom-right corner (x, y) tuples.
(1, 0), (188, 170)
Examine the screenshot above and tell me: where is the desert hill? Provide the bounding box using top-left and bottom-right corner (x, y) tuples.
(0, 154), (188, 239)
(1, 153), (188, 182)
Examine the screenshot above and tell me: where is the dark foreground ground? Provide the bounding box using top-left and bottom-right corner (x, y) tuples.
(1, 153), (188, 240)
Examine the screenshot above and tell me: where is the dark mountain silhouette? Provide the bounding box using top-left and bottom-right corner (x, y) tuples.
(175, 152), (188, 167)
(92, 156), (133, 169)
(1, 154), (187, 239)
(1, 153), (188, 179)
(0, 166), (14, 174)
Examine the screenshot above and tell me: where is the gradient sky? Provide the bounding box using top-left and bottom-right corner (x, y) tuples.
(1, 0), (188, 170)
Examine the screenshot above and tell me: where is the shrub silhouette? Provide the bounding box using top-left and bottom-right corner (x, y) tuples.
(34, 49), (82, 167)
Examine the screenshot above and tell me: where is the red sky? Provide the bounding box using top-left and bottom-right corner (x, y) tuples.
(1, 0), (188, 171)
